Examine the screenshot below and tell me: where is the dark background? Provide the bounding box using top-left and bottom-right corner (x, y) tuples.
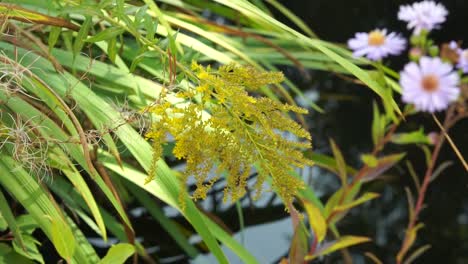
(275, 0), (468, 263)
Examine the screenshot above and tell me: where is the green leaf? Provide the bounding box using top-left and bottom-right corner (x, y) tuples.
(48, 26), (62, 52)
(372, 101), (383, 146)
(85, 27), (125, 43)
(73, 16), (92, 56)
(330, 139), (347, 187)
(0, 213), (6, 231)
(51, 218), (76, 261)
(324, 183), (362, 224)
(307, 152), (357, 176)
(0, 155), (96, 263)
(391, 128), (430, 145)
(99, 243), (135, 264)
(0, 190), (15, 232)
(127, 183), (198, 257)
(12, 234), (44, 264)
(0, 243), (34, 264)
(361, 154), (378, 168)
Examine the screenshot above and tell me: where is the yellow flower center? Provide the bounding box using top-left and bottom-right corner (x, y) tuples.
(368, 31), (386, 46)
(421, 75), (439, 92)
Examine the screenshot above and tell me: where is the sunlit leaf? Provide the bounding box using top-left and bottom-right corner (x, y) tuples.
(361, 154), (378, 168)
(332, 192), (380, 213)
(51, 218), (76, 261)
(391, 128), (430, 145)
(0, 4), (79, 31)
(302, 199), (327, 243)
(99, 243), (135, 264)
(307, 236), (371, 260)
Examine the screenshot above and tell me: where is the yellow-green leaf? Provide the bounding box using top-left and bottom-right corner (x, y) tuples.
(51, 218), (76, 261)
(303, 199), (327, 242)
(99, 243), (135, 264)
(332, 192), (380, 213)
(0, 4), (79, 31)
(361, 154), (378, 168)
(397, 223), (424, 263)
(307, 236), (370, 260)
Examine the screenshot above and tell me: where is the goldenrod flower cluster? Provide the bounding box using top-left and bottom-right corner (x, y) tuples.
(145, 63), (313, 207)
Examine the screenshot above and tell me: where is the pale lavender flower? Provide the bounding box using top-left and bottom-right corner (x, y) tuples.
(456, 48), (468, 73)
(348, 29), (406, 61)
(400, 57), (460, 113)
(398, 1), (448, 34)
(446, 41), (468, 73)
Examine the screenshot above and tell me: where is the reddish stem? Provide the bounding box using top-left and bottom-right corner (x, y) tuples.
(397, 106), (455, 264)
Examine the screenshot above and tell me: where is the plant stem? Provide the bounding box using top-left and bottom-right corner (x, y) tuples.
(396, 106), (454, 264)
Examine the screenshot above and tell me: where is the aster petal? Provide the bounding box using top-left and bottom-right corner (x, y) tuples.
(400, 55), (459, 113)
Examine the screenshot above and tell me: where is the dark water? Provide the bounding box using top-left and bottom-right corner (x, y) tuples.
(274, 0), (468, 263)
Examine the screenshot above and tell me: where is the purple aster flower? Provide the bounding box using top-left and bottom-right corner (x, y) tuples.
(398, 1), (448, 34)
(347, 29), (406, 61)
(400, 57), (460, 113)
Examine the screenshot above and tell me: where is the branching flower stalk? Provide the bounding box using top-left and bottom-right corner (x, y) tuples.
(144, 63), (313, 208)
